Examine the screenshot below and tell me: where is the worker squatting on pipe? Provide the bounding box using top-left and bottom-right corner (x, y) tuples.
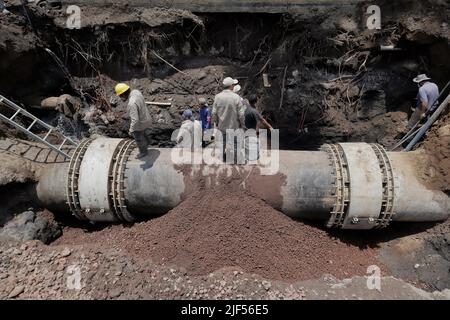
(36, 138), (450, 230)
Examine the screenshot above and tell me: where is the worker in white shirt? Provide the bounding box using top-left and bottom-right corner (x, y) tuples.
(176, 109), (202, 151)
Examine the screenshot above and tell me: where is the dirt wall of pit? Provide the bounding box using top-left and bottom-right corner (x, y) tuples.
(61, 0), (366, 12)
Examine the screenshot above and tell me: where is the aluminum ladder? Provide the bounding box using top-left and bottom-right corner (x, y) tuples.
(390, 80), (450, 151)
(404, 92), (450, 151)
(0, 94), (78, 159)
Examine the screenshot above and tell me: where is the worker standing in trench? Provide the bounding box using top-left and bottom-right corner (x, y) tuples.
(212, 77), (246, 163)
(197, 97), (212, 147)
(244, 94), (274, 162)
(407, 74), (440, 129)
(245, 94), (273, 132)
(176, 109), (203, 150)
(233, 86), (273, 132)
(114, 83), (153, 159)
(233, 86), (274, 161)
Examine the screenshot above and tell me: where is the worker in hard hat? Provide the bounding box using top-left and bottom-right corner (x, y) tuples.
(212, 77), (246, 163)
(197, 97), (212, 147)
(114, 83), (153, 159)
(407, 74), (439, 129)
(176, 109), (202, 150)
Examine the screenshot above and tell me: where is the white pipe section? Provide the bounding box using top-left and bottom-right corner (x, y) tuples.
(36, 138), (450, 229)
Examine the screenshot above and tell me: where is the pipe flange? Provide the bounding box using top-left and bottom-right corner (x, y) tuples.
(370, 144), (396, 228)
(322, 144), (350, 228)
(108, 139), (136, 222)
(66, 138), (94, 220)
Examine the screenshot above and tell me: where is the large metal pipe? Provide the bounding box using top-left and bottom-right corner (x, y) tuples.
(36, 138), (450, 229)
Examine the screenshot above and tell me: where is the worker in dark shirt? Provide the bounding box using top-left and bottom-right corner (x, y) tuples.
(198, 97), (212, 131)
(243, 94), (273, 162)
(197, 97), (212, 147)
(244, 94), (273, 131)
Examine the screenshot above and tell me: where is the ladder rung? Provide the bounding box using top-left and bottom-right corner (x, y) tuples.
(27, 119), (37, 131)
(1, 95), (78, 160)
(43, 129), (53, 141)
(58, 138), (67, 150)
(9, 110), (20, 121)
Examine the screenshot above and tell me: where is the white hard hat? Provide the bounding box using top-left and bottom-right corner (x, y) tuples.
(198, 97), (207, 104)
(223, 77), (239, 87)
(233, 85), (241, 93)
(413, 74), (431, 83)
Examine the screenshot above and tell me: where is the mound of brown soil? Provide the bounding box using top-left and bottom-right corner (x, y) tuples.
(55, 181), (382, 281)
(421, 113), (450, 192)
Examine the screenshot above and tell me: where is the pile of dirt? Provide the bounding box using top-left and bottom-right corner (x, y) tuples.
(1, 240), (441, 300)
(49, 4), (203, 29)
(55, 179), (382, 281)
(420, 113), (450, 192)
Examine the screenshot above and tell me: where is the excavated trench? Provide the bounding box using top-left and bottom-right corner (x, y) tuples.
(1, 2), (450, 290)
(2, 7), (449, 148)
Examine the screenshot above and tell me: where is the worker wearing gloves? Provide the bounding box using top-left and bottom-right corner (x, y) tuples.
(176, 109), (203, 150)
(212, 77), (246, 163)
(115, 83), (153, 159)
(407, 74), (439, 129)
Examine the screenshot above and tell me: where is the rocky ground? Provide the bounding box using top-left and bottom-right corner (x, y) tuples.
(0, 146), (448, 299)
(1, 1), (449, 148)
(1, 0), (450, 301)
(1, 239), (450, 300)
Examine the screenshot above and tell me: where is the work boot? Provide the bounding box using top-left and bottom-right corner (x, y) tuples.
(136, 152), (148, 159)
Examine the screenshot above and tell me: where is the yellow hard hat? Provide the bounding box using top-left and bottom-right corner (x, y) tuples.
(114, 83), (130, 96)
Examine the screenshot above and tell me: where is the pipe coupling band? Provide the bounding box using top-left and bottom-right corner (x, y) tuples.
(66, 138), (136, 222)
(323, 143), (396, 229)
